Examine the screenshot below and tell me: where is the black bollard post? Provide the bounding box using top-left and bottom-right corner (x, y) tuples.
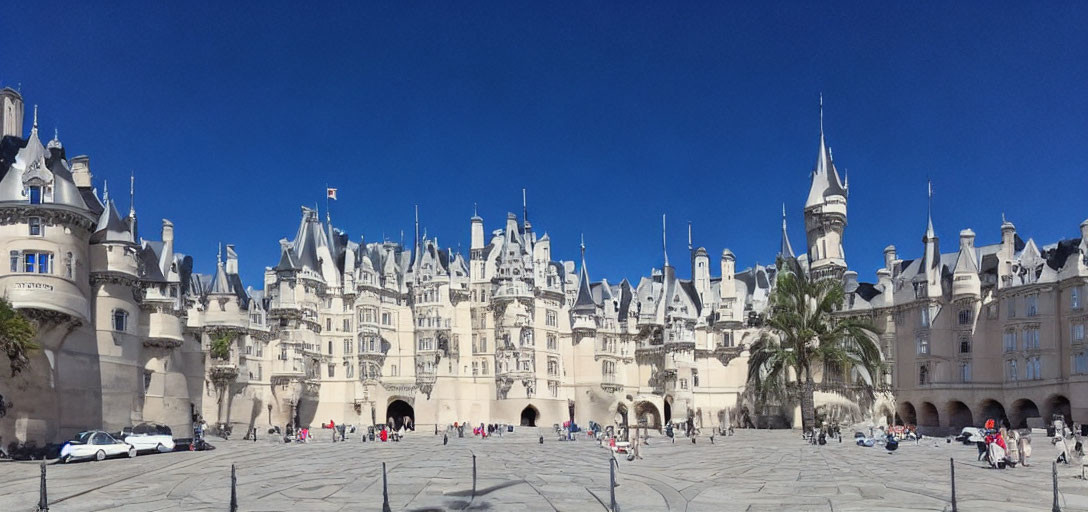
(229, 464), (238, 512)
(539, 435), (543, 444)
(949, 458), (956, 512)
(382, 462), (391, 512)
(443, 434), (448, 446)
(472, 454), (477, 498)
(37, 461), (48, 512)
(609, 457), (617, 512)
(1053, 461), (1061, 512)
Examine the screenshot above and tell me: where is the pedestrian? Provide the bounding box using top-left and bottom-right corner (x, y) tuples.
(1019, 432), (1032, 467)
(1006, 429), (1021, 467)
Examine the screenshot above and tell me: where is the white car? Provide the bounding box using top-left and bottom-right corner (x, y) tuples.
(956, 427), (986, 444)
(60, 431), (136, 463)
(122, 423), (176, 454)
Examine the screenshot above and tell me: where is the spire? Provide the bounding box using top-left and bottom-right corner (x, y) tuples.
(129, 171), (135, 217)
(102, 179), (109, 201)
(805, 94), (847, 208)
(662, 214), (669, 267)
(53, 127), (58, 141)
(780, 203), (795, 259)
(522, 188), (528, 228)
(32, 104), (38, 133)
(573, 234), (596, 313)
(925, 179), (935, 239)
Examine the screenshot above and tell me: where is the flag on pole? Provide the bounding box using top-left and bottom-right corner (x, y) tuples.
(327, 187), (338, 200)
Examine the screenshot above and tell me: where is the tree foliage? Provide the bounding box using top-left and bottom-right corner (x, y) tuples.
(0, 298), (39, 376)
(746, 257), (883, 430)
(210, 332), (232, 360)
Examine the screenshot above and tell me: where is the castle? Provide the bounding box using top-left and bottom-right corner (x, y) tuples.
(1, 86), (1084, 445)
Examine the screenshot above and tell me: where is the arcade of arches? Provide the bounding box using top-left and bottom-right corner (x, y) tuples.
(897, 395), (1073, 430)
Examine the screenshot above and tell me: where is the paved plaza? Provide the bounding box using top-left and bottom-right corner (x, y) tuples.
(3, 429), (1088, 511)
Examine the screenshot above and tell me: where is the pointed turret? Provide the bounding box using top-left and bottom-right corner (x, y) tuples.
(572, 235), (596, 314)
(780, 203), (795, 260)
(803, 94), (849, 280)
(920, 181), (942, 298)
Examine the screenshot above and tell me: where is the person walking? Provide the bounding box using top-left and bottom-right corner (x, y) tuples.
(1006, 429), (1021, 467)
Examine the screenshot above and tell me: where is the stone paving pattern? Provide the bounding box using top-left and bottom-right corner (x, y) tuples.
(2, 429), (1088, 511)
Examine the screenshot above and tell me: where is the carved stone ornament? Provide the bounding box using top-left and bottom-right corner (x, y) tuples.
(0, 205), (96, 232)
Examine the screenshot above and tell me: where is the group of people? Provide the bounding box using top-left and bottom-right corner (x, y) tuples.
(980, 423), (1030, 468)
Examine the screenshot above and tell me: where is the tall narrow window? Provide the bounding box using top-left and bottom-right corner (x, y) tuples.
(1073, 287), (1083, 309)
(918, 365), (929, 385)
(10, 251), (19, 272)
(1026, 295), (1038, 317)
(28, 186), (41, 204)
(64, 252), (73, 278)
(113, 310), (128, 332)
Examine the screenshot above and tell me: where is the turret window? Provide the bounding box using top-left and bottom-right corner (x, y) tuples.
(28, 186), (42, 204)
(28, 217), (43, 236)
(16, 251), (53, 274)
(957, 308), (973, 325)
(113, 310), (129, 332)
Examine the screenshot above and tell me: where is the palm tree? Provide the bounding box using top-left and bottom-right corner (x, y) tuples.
(0, 298), (38, 376)
(746, 257), (883, 430)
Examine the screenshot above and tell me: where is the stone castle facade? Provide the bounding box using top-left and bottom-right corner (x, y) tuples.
(2, 86), (1084, 444)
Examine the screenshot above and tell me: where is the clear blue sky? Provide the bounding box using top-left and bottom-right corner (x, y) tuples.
(3, 2), (1086, 287)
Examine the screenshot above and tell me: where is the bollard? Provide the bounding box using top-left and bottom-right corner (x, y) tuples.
(37, 461), (48, 512)
(472, 454), (477, 498)
(382, 462), (391, 512)
(229, 464), (238, 512)
(444, 434), (448, 446)
(609, 457), (617, 512)
(1054, 461), (1061, 512)
(949, 458), (956, 512)
(539, 435), (543, 444)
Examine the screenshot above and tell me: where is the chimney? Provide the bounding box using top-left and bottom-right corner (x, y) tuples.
(161, 219), (174, 243)
(1, 87), (24, 138)
(876, 268), (893, 306)
(1001, 218), (1017, 253)
(225, 244), (239, 274)
(883, 245), (897, 272)
(959, 229), (976, 251)
(70, 155), (92, 188)
(843, 270), (859, 293)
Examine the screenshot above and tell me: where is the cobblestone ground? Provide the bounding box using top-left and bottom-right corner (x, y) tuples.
(2, 428), (1088, 511)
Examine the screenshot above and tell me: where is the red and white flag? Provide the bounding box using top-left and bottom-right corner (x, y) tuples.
(327, 187), (338, 200)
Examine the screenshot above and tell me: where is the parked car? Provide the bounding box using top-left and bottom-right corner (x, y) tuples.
(121, 423), (175, 454)
(955, 427), (986, 445)
(59, 431), (136, 463)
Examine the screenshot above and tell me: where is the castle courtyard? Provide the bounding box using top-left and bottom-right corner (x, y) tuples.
(2, 429), (1087, 511)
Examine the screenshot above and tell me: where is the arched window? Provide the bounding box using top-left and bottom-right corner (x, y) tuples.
(113, 310), (129, 332)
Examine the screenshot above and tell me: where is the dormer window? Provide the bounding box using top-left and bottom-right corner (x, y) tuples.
(28, 186), (42, 204)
